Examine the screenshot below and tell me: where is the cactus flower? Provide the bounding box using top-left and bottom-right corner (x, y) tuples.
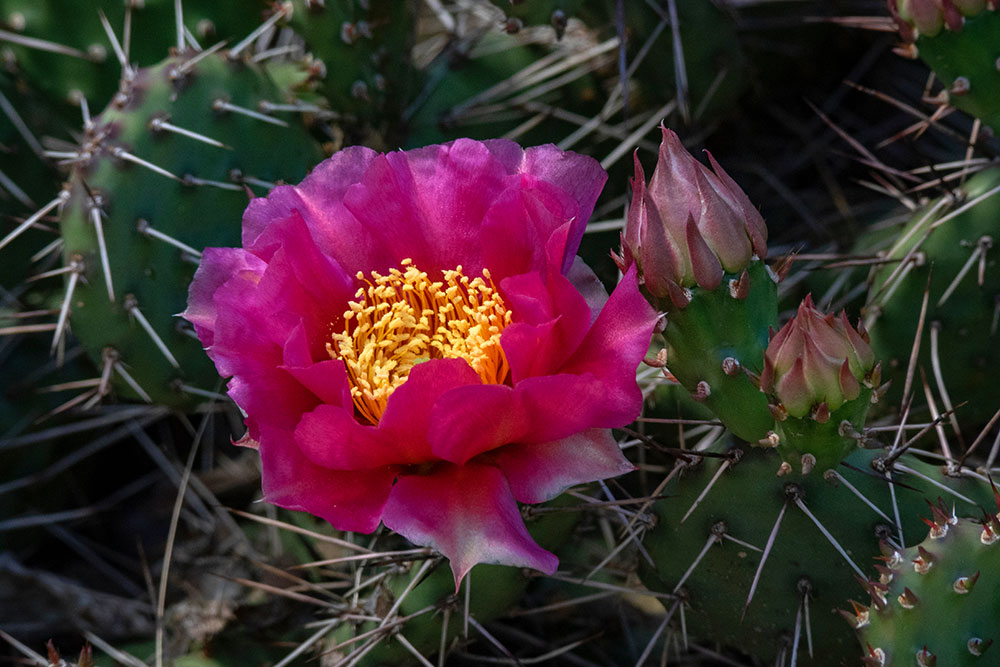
(761, 295), (876, 421)
(183, 139), (657, 586)
(620, 125), (767, 308)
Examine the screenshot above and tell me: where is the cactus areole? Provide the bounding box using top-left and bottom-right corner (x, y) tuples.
(184, 139), (658, 586)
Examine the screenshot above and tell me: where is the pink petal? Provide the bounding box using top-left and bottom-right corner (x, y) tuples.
(685, 215), (723, 290)
(294, 403), (403, 469)
(705, 150), (767, 258)
(429, 383), (524, 464)
(183, 247), (265, 347)
(639, 193), (683, 298)
(382, 462), (558, 588)
(490, 429), (634, 504)
(692, 162), (752, 272)
(259, 424), (397, 533)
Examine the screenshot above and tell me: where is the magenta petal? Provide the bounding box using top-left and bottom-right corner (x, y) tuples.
(295, 404), (406, 469)
(259, 425), (396, 533)
(183, 247), (265, 346)
(685, 215), (723, 290)
(382, 463), (558, 587)
(378, 359), (482, 449)
(491, 429), (634, 504)
(429, 383), (524, 464)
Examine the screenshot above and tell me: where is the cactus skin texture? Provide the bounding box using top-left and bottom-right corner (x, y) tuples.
(0, 1), (264, 110)
(278, 0), (417, 138)
(639, 441), (995, 665)
(856, 496), (1000, 665)
(59, 51), (322, 407)
(864, 167), (1000, 427)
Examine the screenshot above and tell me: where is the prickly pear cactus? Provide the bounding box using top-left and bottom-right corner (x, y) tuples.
(58, 49), (322, 407)
(889, 1), (1000, 131)
(864, 167), (1000, 425)
(279, 0), (417, 138)
(856, 493), (1000, 665)
(640, 441), (994, 665)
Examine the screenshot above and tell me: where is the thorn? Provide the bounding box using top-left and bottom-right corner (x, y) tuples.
(113, 360), (153, 403)
(0, 27), (91, 59)
(757, 431), (780, 448)
(897, 586), (920, 608)
(913, 545), (936, 574)
(839, 600), (869, 629)
(801, 453), (817, 475)
(0, 87), (44, 158)
(968, 638), (993, 656)
(742, 500), (787, 620)
(87, 204), (115, 303)
(124, 294), (180, 369)
(795, 495), (866, 579)
(673, 524), (723, 594)
(173, 40), (227, 75)
(97, 9), (128, 68)
(173, 0), (184, 51)
(690, 380), (711, 402)
(729, 269), (750, 299)
(862, 645), (886, 666)
(721, 356), (741, 376)
(0, 191), (69, 252)
(111, 146), (182, 181)
(949, 76), (970, 96)
(51, 257), (84, 355)
(916, 647), (936, 667)
(777, 461), (792, 476)
(953, 571), (979, 594)
(769, 403), (788, 421)
(855, 575), (888, 610)
(228, 3), (290, 58)
(212, 98), (288, 126)
(680, 456), (736, 524)
(182, 175), (242, 191)
(137, 219), (202, 258)
(149, 114), (228, 148)
(829, 470), (893, 523)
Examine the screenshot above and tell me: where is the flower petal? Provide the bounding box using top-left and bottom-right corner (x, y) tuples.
(382, 462), (558, 588)
(183, 247), (265, 347)
(490, 429), (634, 504)
(260, 425), (396, 533)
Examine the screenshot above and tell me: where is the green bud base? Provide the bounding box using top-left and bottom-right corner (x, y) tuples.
(662, 260), (777, 443)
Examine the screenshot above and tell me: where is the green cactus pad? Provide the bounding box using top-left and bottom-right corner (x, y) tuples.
(661, 260), (778, 443)
(640, 439), (995, 665)
(58, 50), (322, 407)
(916, 8), (1000, 132)
(858, 508), (1000, 665)
(865, 167), (1000, 427)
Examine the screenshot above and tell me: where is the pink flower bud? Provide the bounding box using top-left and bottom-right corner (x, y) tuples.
(623, 126), (766, 308)
(761, 295), (876, 419)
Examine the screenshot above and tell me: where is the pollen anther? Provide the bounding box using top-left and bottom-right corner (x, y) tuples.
(330, 259), (511, 424)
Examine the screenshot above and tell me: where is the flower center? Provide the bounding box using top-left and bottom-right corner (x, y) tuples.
(329, 258), (511, 424)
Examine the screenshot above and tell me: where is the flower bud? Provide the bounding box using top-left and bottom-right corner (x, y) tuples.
(622, 126), (767, 309)
(889, 0), (975, 39)
(761, 295), (876, 420)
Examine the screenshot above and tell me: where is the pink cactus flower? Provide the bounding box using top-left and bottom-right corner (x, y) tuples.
(760, 295), (876, 420)
(183, 139), (657, 586)
(619, 125), (767, 309)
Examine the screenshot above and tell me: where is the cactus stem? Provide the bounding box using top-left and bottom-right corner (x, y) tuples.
(137, 219), (202, 259)
(0, 192), (68, 253)
(679, 458), (734, 524)
(794, 496), (867, 579)
(228, 4), (291, 60)
(124, 295), (180, 369)
(893, 463), (977, 505)
(111, 146), (183, 182)
(149, 115), (228, 149)
(51, 259), (83, 355)
(742, 500), (788, 620)
(86, 205), (116, 303)
(212, 98), (289, 127)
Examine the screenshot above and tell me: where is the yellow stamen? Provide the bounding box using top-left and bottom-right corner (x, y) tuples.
(329, 258), (511, 424)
